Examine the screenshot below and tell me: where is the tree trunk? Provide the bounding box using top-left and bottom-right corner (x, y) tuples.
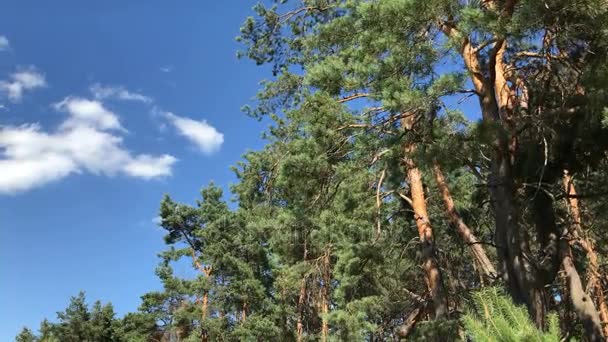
(296, 278), (307, 342)
(432, 162), (496, 281)
(396, 307), (423, 338)
(241, 303), (248, 322)
(483, 77), (548, 328)
(296, 241), (308, 342)
(190, 249), (212, 341)
(200, 292), (209, 342)
(402, 116), (448, 319)
(440, 24), (546, 325)
(531, 191), (561, 322)
(581, 239), (608, 338)
(320, 249), (330, 342)
(562, 171), (606, 339)
(202, 293), (208, 320)
(559, 227), (604, 341)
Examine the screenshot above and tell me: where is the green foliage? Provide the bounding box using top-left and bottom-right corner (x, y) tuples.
(15, 328), (37, 342)
(463, 288), (561, 342)
(15, 292), (119, 342)
(16, 0), (608, 341)
(408, 319), (461, 342)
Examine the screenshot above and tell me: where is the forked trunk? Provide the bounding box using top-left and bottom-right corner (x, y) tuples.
(444, 27), (545, 325)
(402, 116), (448, 319)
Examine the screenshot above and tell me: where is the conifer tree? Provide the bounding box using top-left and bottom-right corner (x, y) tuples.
(15, 328), (37, 342)
(16, 1), (608, 340)
(238, 0), (608, 339)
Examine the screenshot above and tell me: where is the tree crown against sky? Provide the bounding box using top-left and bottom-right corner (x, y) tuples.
(11, 0), (608, 341)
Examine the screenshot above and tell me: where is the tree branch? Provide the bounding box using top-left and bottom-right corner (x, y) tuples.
(338, 93), (370, 103)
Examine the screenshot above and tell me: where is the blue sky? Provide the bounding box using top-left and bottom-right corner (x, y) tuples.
(0, 1), (271, 339)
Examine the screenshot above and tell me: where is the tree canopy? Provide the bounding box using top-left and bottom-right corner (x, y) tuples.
(16, 0), (608, 341)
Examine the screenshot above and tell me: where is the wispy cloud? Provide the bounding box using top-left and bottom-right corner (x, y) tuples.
(152, 216), (162, 225)
(0, 68), (46, 102)
(90, 83), (152, 103)
(164, 112), (224, 154)
(0, 36), (9, 51)
(159, 65), (173, 73)
(0, 97), (177, 194)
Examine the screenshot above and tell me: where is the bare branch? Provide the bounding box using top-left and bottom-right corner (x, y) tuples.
(338, 93), (370, 103)
(473, 38), (497, 54)
(279, 5), (333, 24)
(370, 149), (391, 165)
(398, 192), (413, 206)
(336, 123), (369, 131)
(514, 51), (567, 60)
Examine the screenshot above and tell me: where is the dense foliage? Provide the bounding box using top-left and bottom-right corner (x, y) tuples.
(463, 288), (562, 342)
(17, 0), (608, 340)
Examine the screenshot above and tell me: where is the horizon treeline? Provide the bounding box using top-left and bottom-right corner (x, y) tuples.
(16, 0), (608, 341)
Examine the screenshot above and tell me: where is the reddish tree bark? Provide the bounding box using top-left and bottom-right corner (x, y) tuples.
(191, 249), (212, 320)
(402, 116), (448, 319)
(296, 241), (308, 342)
(191, 249), (212, 342)
(320, 249), (331, 342)
(241, 303), (248, 322)
(432, 162), (496, 281)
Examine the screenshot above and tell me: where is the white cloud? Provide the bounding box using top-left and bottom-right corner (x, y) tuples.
(0, 36), (9, 51)
(55, 97), (124, 131)
(0, 147), (76, 194)
(90, 83), (152, 103)
(0, 68), (46, 102)
(0, 98), (177, 194)
(125, 154), (176, 179)
(164, 112), (223, 154)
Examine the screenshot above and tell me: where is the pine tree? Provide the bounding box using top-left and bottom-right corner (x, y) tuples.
(156, 184), (280, 340)
(15, 328), (37, 342)
(15, 292), (119, 342)
(238, 0), (608, 338)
